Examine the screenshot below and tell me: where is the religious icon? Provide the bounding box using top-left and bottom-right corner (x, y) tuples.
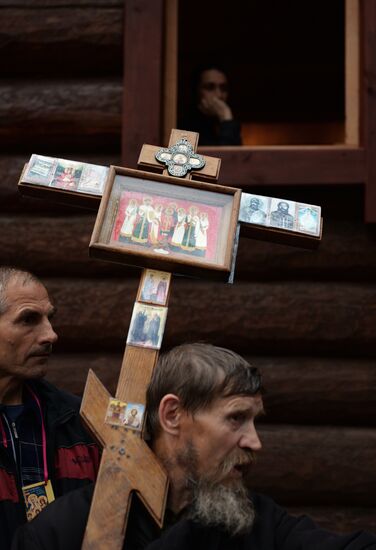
(90, 166), (241, 282)
(123, 403), (145, 431)
(239, 193), (270, 226)
(22, 481), (54, 521)
(23, 154), (57, 185)
(296, 204), (321, 236)
(78, 164), (108, 195)
(51, 160), (83, 191)
(105, 398), (127, 427)
(127, 303), (167, 350)
(139, 269), (171, 306)
(269, 198), (296, 230)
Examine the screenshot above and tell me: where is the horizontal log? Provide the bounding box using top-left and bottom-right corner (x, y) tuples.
(36, 278), (376, 355)
(0, 5), (122, 76)
(287, 506), (376, 535)
(45, 354), (376, 426)
(1, 216), (376, 280)
(202, 146), (366, 186)
(253, 425), (376, 506)
(0, 80), (121, 150)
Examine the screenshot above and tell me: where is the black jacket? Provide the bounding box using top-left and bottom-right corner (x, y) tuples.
(12, 483), (376, 550)
(0, 379), (99, 550)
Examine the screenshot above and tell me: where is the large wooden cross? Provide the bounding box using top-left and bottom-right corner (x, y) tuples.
(17, 129), (322, 549)
(79, 129), (224, 549)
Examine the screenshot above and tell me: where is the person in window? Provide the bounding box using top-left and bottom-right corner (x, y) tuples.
(180, 64), (242, 146)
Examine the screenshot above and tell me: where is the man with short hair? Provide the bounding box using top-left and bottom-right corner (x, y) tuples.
(0, 267), (99, 549)
(12, 343), (376, 549)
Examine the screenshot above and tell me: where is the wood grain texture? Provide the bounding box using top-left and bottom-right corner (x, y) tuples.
(0, 79), (122, 150)
(1, 216), (376, 280)
(0, 4), (123, 76)
(362, 0), (376, 221)
(254, 424), (376, 506)
(201, 146), (366, 186)
(115, 347), (159, 405)
(42, 278), (376, 355)
(46, 353), (376, 427)
(81, 370), (168, 549)
(122, 0), (164, 167)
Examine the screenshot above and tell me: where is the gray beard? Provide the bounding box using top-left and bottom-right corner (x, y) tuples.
(188, 480), (255, 537)
(177, 441), (256, 537)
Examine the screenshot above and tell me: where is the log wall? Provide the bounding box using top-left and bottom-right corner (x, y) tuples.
(0, 0), (375, 536)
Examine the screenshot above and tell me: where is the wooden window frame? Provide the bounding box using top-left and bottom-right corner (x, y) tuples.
(122, 0), (376, 221)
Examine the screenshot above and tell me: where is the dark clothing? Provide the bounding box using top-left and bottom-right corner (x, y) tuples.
(180, 110), (242, 146)
(12, 483), (376, 550)
(0, 379), (99, 550)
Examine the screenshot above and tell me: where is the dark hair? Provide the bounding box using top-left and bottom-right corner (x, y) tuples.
(189, 62), (229, 101)
(146, 343), (262, 437)
(0, 267), (41, 314)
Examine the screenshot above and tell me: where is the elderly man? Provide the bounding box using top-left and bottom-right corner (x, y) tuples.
(12, 343), (376, 549)
(0, 267), (99, 549)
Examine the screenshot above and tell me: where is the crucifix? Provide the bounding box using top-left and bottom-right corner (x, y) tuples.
(17, 129), (322, 549)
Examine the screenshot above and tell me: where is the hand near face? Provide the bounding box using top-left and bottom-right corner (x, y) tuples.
(198, 96), (233, 122)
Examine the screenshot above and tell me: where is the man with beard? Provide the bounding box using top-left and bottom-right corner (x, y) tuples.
(12, 344), (376, 549)
(0, 267), (99, 550)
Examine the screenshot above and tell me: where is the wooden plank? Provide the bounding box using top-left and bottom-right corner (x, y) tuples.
(41, 279), (376, 354)
(162, 0), (178, 145)
(2, 216), (376, 279)
(0, 79), (122, 149)
(0, 5), (122, 75)
(254, 424), (376, 506)
(0, 1), (123, 6)
(122, 0), (164, 168)
(199, 146), (366, 186)
(45, 353), (376, 427)
(345, 0), (360, 145)
(287, 506), (376, 534)
(362, 0), (376, 221)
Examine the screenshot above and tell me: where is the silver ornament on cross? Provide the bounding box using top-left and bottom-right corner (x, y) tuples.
(155, 137), (205, 177)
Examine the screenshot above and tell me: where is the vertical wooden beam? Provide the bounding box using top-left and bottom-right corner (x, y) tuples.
(122, 0), (164, 168)
(345, 0), (360, 145)
(162, 0), (178, 145)
(362, 0), (376, 222)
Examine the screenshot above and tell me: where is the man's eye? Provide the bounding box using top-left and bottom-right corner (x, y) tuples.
(229, 413), (246, 425)
(20, 313), (38, 325)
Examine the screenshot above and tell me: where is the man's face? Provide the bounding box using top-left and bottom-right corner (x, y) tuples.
(198, 69), (228, 103)
(0, 279), (57, 380)
(178, 393), (263, 486)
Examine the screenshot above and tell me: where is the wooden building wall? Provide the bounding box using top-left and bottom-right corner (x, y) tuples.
(1, 0), (376, 535)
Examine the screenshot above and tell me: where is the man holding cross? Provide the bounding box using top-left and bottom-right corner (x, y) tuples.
(12, 343), (376, 549)
(0, 267), (99, 549)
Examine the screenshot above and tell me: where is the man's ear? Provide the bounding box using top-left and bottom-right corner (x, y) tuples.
(158, 394), (182, 436)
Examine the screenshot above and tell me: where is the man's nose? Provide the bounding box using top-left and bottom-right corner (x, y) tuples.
(239, 423), (262, 452)
(40, 319), (58, 345)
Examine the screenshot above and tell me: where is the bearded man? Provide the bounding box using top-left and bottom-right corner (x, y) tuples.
(12, 344), (376, 549)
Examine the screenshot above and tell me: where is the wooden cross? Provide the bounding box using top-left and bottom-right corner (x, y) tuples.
(17, 129), (322, 549)
(80, 129), (223, 549)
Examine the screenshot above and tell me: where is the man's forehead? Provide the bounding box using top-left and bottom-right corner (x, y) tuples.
(215, 393), (264, 413)
(201, 69), (227, 83)
(3, 279), (53, 312)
